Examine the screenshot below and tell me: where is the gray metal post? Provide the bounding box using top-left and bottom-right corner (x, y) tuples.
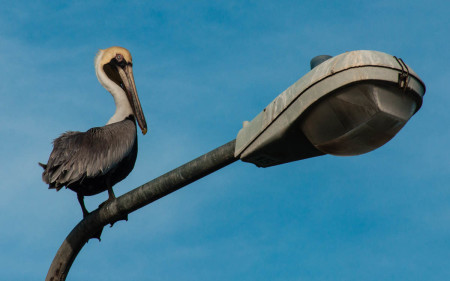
(46, 139), (237, 281)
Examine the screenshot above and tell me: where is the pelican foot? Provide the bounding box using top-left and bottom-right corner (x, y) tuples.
(98, 199), (128, 227)
(89, 227), (104, 242)
(80, 211), (104, 241)
(109, 213), (128, 227)
(98, 198), (112, 209)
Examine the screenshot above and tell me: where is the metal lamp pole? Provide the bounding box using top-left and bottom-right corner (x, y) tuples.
(46, 140), (237, 281)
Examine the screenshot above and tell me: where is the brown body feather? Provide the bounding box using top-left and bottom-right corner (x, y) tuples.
(40, 115), (137, 197)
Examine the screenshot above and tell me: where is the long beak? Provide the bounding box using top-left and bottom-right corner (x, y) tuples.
(116, 64), (148, 135)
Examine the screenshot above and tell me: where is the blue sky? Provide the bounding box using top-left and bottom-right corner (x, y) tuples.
(1, 1), (449, 280)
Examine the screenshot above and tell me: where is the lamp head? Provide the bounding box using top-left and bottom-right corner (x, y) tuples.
(235, 50), (425, 167)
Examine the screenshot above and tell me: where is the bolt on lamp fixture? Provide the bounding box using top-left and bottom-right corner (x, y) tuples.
(235, 50), (426, 167)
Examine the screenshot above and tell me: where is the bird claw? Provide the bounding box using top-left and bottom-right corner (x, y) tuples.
(81, 212), (104, 241)
(98, 199), (109, 209)
(98, 199), (128, 227)
(109, 213), (128, 227)
(88, 227), (104, 242)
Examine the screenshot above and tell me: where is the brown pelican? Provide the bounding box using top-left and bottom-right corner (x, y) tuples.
(40, 46), (147, 218)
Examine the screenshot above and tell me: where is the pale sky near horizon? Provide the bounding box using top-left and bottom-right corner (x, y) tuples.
(1, 1), (449, 280)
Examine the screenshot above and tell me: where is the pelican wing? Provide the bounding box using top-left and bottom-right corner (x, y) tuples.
(41, 117), (137, 189)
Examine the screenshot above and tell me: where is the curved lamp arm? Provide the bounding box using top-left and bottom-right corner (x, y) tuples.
(46, 140), (237, 281)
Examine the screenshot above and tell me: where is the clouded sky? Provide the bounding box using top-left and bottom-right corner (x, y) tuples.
(1, 1), (449, 280)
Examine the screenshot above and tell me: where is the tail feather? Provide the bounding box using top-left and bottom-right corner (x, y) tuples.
(39, 162), (63, 191)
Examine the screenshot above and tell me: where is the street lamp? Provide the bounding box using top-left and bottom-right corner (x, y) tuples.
(235, 50), (425, 167)
(46, 50), (426, 281)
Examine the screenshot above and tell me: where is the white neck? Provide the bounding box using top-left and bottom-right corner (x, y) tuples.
(95, 51), (133, 125)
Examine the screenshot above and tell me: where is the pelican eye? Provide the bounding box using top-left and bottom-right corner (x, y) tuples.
(111, 54), (127, 68)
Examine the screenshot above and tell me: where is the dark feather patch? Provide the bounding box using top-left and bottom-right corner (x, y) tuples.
(40, 117), (137, 196)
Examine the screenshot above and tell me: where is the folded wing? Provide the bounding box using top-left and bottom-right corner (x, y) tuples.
(41, 117), (137, 190)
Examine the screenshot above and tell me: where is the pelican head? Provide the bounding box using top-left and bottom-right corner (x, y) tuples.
(95, 46), (147, 134)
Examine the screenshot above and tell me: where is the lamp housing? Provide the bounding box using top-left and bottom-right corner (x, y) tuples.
(235, 50), (425, 167)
